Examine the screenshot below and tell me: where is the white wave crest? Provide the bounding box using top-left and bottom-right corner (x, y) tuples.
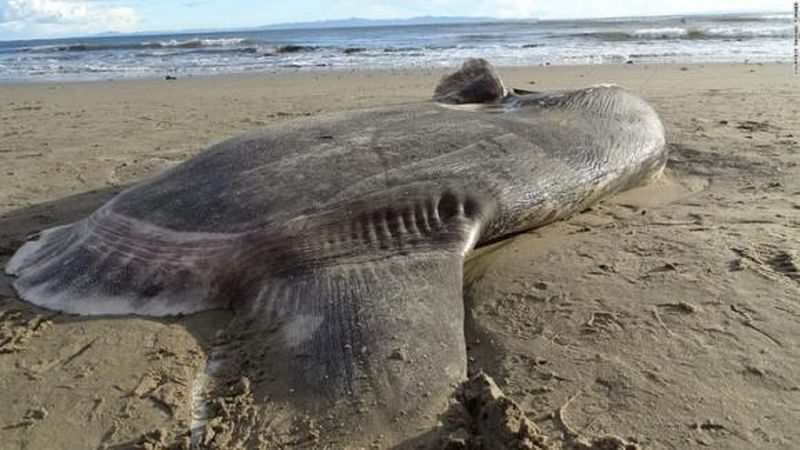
(632, 27), (689, 39)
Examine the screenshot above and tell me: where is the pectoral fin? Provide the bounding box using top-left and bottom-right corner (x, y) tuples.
(195, 185), (495, 446)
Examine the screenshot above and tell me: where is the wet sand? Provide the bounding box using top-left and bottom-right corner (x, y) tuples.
(1, 63), (799, 449)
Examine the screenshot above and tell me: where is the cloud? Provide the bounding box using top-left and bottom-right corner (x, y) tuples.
(0, 0), (140, 37)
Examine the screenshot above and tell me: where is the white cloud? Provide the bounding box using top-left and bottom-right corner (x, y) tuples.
(1, 0), (140, 36)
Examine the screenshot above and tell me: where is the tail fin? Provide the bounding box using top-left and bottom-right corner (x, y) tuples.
(433, 58), (507, 105)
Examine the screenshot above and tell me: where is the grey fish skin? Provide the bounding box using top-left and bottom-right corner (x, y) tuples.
(5, 59), (667, 445)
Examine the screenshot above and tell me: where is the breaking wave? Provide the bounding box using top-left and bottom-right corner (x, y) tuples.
(24, 38), (257, 53)
(575, 25), (792, 41)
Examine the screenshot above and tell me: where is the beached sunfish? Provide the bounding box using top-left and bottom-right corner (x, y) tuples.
(5, 58), (666, 446)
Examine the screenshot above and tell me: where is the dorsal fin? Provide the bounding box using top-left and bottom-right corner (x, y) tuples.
(433, 58), (507, 105)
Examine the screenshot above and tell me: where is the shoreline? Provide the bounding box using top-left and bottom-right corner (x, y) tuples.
(0, 60), (792, 86)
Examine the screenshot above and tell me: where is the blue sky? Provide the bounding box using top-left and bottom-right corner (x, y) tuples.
(0, 0), (791, 40)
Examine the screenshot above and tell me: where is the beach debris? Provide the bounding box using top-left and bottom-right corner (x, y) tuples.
(691, 419), (727, 432)
(735, 120), (771, 133)
(657, 301), (699, 314)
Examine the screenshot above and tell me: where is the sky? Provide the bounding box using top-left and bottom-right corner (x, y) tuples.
(0, 0), (792, 40)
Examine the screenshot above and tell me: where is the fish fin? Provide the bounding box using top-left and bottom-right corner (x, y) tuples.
(433, 58), (507, 104)
(195, 186), (494, 444)
(5, 209), (239, 316)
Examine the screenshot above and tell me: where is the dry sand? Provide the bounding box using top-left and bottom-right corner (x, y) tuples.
(1, 62), (799, 449)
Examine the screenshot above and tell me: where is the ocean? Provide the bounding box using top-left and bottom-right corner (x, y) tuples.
(0, 12), (794, 82)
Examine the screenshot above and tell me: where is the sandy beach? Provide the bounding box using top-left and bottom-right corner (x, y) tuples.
(1, 62), (799, 449)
